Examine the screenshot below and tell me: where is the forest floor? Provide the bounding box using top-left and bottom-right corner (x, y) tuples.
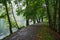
(3, 23), (56, 40)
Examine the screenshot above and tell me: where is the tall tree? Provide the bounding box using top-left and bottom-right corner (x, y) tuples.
(58, 0), (60, 34)
(10, 1), (20, 29)
(26, 0), (29, 26)
(3, 0), (13, 34)
(45, 0), (53, 28)
(53, 0), (58, 31)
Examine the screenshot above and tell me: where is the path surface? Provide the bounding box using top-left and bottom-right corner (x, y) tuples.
(4, 24), (55, 40)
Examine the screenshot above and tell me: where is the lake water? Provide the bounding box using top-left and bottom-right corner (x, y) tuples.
(0, 27), (18, 40)
(0, 18), (33, 40)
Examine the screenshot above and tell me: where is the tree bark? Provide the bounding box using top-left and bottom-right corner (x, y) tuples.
(45, 0), (53, 28)
(11, 2), (19, 29)
(26, 0), (29, 26)
(58, 0), (60, 34)
(33, 19), (36, 24)
(41, 17), (43, 22)
(4, 1), (13, 34)
(26, 16), (29, 26)
(38, 17), (41, 23)
(37, 17), (41, 23)
(37, 19), (39, 23)
(53, 0), (58, 31)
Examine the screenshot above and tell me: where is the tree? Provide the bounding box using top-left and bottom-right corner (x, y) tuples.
(3, 0), (13, 34)
(10, 1), (20, 29)
(25, 0), (30, 26)
(53, 0), (58, 31)
(58, 0), (60, 34)
(45, 0), (53, 28)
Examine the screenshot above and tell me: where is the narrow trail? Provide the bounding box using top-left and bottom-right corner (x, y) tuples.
(4, 24), (55, 40)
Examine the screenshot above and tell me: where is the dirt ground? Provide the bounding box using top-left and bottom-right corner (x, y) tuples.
(4, 24), (55, 40)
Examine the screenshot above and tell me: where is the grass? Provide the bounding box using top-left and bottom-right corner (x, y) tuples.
(37, 26), (55, 40)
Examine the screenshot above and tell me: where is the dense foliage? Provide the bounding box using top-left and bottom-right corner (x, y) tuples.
(0, 0), (60, 38)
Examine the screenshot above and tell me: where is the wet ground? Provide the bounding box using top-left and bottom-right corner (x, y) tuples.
(4, 24), (55, 40)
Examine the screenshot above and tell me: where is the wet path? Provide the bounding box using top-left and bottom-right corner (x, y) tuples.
(4, 24), (55, 40)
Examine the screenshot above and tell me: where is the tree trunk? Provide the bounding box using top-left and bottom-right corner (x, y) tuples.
(53, 0), (58, 31)
(37, 19), (39, 23)
(41, 17), (43, 22)
(37, 18), (41, 23)
(38, 18), (41, 23)
(26, 16), (29, 26)
(26, 0), (29, 26)
(4, 1), (13, 34)
(11, 2), (19, 29)
(33, 19), (36, 24)
(58, 0), (60, 34)
(45, 0), (52, 28)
